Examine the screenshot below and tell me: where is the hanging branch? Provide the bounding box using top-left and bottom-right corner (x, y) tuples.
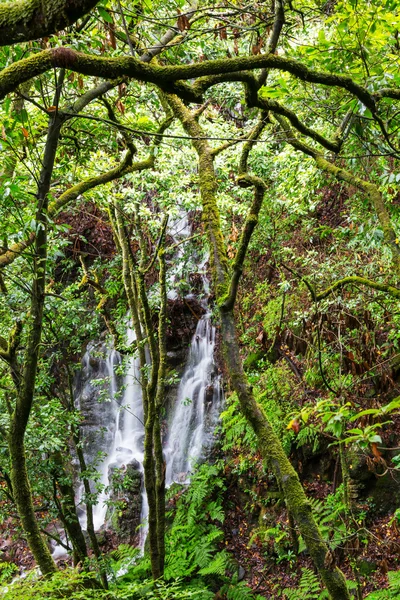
(273, 113), (400, 275)
(221, 114), (269, 312)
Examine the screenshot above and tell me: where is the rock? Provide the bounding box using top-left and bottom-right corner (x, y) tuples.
(238, 565), (246, 581)
(358, 558), (377, 576)
(95, 528), (107, 545)
(115, 447), (133, 455)
(106, 459), (143, 544)
(205, 384), (214, 404)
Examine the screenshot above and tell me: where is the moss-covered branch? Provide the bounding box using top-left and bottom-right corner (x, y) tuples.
(221, 181), (266, 312)
(222, 116), (269, 312)
(257, 96), (341, 153)
(273, 113), (400, 273)
(0, 115), (172, 271)
(0, 47), (383, 110)
(374, 87), (400, 101)
(315, 276), (400, 301)
(238, 113), (269, 174)
(0, 0), (98, 46)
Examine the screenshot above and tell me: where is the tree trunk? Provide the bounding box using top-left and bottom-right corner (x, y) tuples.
(8, 435), (57, 574)
(7, 96), (64, 575)
(51, 451), (88, 564)
(167, 93), (350, 600)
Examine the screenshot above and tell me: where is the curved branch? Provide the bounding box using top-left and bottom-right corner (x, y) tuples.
(316, 276), (400, 301)
(0, 117), (172, 269)
(374, 88), (400, 101)
(220, 179), (266, 312)
(221, 115), (269, 312)
(257, 96), (340, 153)
(0, 48), (382, 110)
(0, 0), (99, 46)
(239, 112), (269, 173)
(273, 113), (400, 274)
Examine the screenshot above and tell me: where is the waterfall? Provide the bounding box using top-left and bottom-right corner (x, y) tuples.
(64, 213), (222, 556)
(75, 330), (149, 550)
(164, 311), (222, 486)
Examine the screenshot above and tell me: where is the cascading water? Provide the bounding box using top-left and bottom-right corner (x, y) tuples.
(64, 212), (222, 557)
(164, 309), (222, 486)
(74, 331), (149, 551)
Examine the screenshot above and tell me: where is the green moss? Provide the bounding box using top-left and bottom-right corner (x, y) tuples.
(0, 0), (99, 46)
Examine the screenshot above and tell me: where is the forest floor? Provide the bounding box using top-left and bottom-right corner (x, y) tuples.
(221, 468), (400, 597)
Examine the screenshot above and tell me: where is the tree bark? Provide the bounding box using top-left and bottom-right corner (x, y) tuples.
(0, 0), (99, 46)
(167, 93), (350, 600)
(7, 84), (65, 576)
(50, 451), (88, 564)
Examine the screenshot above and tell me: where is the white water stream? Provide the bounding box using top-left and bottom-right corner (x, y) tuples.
(164, 309), (221, 486)
(52, 215), (222, 558)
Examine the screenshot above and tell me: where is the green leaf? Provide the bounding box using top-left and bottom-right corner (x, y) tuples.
(349, 409), (379, 420)
(97, 7), (113, 23)
(369, 434), (382, 444)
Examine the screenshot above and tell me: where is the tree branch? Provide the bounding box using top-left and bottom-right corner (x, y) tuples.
(273, 113), (400, 273)
(0, 48), (382, 110)
(0, 0), (99, 46)
(257, 96), (340, 153)
(221, 115), (269, 312)
(316, 276), (400, 301)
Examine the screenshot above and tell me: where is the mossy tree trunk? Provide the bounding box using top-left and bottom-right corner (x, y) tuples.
(110, 203), (168, 580)
(167, 93), (350, 600)
(51, 451), (88, 564)
(6, 75), (67, 576)
(0, 0), (99, 47)
(154, 248), (167, 574)
(63, 361), (107, 585)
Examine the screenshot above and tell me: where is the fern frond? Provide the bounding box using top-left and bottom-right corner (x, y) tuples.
(366, 570), (400, 599)
(198, 550), (229, 576)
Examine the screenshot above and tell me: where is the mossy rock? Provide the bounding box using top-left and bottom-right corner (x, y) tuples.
(244, 350), (265, 370)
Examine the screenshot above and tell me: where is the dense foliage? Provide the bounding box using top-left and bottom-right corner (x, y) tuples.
(1, 0), (400, 598)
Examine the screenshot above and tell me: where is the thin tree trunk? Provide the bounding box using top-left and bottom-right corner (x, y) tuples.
(111, 204), (162, 579)
(154, 248), (167, 575)
(7, 74), (66, 575)
(167, 93), (350, 600)
(51, 451), (88, 564)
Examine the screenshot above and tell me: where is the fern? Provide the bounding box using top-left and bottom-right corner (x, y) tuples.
(297, 489), (347, 553)
(198, 550), (229, 576)
(295, 424), (320, 452)
(108, 544), (141, 582)
(283, 569), (358, 600)
(366, 571), (400, 599)
(164, 461), (227, 580)
(283, 568), (323, 600)
(218, 575), (263, 600)
(226, 581), (255, 600)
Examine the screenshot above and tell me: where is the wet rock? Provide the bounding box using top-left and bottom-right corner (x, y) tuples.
(106, 459), (143, 545)
(115, 447), (133, 455)
(205, 384), (214, 404)
(75, 343), (122, 466)
(367, 473), (400, 514)
(165, 296), (206, 352)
